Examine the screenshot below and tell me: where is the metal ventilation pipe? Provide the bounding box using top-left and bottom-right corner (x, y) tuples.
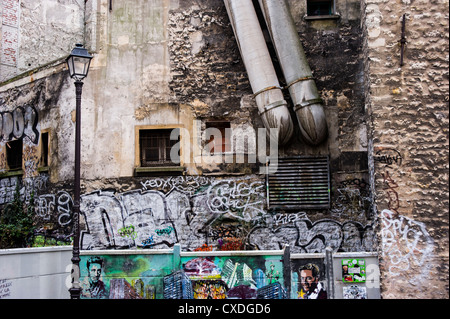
(258, 0), (328, 146)
(224, 0), (294, 146)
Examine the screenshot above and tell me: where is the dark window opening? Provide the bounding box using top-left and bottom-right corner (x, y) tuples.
(40, 132), (49, 167)
(6, 139), (23, 171)
(307, 0), (333, 16)
(139, 129), (180, 167)
(205, 121), (231, 154)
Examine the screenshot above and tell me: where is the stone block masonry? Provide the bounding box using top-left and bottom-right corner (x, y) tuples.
(167, 2), (252, 106)
(362, 0), (449, 299)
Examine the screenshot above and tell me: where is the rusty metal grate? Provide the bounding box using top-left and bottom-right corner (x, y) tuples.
(266, 156), (331, 210)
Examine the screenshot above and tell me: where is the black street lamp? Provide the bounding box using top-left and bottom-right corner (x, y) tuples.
(66, 44), (93, 299)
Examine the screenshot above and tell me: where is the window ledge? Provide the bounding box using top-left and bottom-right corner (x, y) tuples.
(37, 166), (49, 173)
(206, 152), (257, 156)
(0, 169), (23, 178)
(135, 166), (185, 176)
(304, 14), (340, 21)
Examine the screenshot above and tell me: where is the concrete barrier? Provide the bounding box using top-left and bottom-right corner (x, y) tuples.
(0, 246), (72, 299)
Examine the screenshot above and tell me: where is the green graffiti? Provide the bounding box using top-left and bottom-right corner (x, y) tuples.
(118, 225), (137, 240)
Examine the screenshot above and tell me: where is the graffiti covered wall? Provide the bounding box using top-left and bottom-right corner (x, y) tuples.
(25, 175), (378, 253)
(79, 176), (267, 251)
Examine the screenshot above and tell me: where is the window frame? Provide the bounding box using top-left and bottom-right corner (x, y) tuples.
(205, 121), (232, 155)
(305, 0), (339, 20)
(38, 129), (50, 171)
(5, 138), (23, 171)
(135, 125), (185, 175)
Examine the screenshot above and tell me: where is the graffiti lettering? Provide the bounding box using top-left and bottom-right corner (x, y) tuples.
(205, 224), (243, 241)
(206, 180), (265, 221)
(156, 226), (174, 236)
(374, 148), (403, 167)
(273, 212), (307, 227)
(35, 191), (72, 225)
(0, 176), (20, 205)
(249, 215), (375, 253)
(141, 235), (154, 248)
(380, 209), (434, 279)
(2, 175), (377, 254)
(23, 145), (39, 179)
(338, 178), (368, 190)
(141, 176), (214, 195)
(0, 279), (13, 299)
(1, 175), (48, 205)
(0, 105), (39, 144)
(381, 170), (399, 215)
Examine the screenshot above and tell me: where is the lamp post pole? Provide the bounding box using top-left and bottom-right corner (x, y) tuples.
(66, 44), (92, 300)
(69, 80), (84, 299)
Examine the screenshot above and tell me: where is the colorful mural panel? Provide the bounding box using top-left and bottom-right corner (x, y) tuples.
(79, 253), (175, 299)
(291, 259), (328, 299)
(180, 255), (285, 300)
(79, 252), (287, 300)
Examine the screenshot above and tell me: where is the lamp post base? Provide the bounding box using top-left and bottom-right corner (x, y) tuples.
(69, 287), (82, 299)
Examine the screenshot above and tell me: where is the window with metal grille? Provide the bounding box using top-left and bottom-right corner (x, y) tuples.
(266, 156), (331, 210)
(307, 0), (334, 16)
(139, 129), (180, 167)
(6, 139), (23, 171)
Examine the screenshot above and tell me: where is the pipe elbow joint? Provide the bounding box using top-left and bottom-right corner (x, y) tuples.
(294, 102), (328, 146)
(259, 100), (295, 146)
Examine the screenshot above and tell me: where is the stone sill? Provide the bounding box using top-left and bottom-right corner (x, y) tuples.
(0, 167), (48, 178)
(38, 166), (49, 173)
(0, 169), (23, 178)
(134, 166), (185, 176)
(304, 14), (340, 21)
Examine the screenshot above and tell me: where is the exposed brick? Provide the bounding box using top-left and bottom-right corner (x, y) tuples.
(1, 0), (19, 27)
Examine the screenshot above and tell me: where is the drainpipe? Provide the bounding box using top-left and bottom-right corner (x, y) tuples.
(258, 0), (328, 146)
(224, 0), (294, 146)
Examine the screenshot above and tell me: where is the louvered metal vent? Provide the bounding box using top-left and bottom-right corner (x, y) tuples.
(266, 156), (331, 210)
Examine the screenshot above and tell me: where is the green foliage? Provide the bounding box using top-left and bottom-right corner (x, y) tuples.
(31, 235), (71, 247)
(0, 185), (36, 249)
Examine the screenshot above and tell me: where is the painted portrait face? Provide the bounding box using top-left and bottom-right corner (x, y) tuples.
(300, 269), (318, 292)
(89, 263), (102, 283)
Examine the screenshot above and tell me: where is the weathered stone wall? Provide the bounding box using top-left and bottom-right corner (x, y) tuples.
(362, 0), (449, 299)
(4, 0), (447, 300)
(0, 0), (84, 82)
(1, 0), (376, 252)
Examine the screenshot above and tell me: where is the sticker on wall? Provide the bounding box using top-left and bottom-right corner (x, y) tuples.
(342, 259), (366, 283)
(343, 285), (367, 299)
